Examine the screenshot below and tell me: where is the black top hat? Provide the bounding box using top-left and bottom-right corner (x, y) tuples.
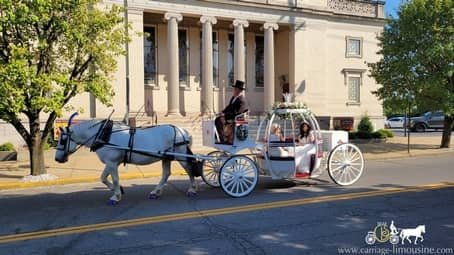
(232, 80), (245, 90)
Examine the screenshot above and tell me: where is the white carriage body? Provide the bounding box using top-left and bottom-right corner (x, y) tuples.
(319, 130), (348, 152)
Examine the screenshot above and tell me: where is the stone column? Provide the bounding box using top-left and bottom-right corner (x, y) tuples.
(126, 8), (144, 116)
(200, 16), (217, 115)
(164, 12), (183, 116)
(263, 22), (278, 110)
(233, 19), (249, 83)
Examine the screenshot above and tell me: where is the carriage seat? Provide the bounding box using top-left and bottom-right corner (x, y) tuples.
(234, 111), (249, 124)
(215, 111), (249, 144)
(268, 141), (295, 159)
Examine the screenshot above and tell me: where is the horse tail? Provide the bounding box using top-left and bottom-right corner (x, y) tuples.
(181, 129), (203, 177)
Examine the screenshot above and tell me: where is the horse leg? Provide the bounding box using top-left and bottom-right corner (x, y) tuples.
(149, 159), (171, 199)
(180, 160), (198, 197)
(414, 235), (422, 244)
(406, 236), (411, 244)
(101, 165), (114, 191)
(108, 163), (122, 205)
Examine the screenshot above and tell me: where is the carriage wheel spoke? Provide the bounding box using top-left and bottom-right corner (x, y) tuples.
(342, 170), (349, 183)
(349, 151), (359, 160)
(242, 168), (255, 176)
(234, 180), (240, 194)
(349, 165), (362, 174)
(331, 164), (344, 173)
(243, 177), (254, 185)
(223, 174), (234, 183)
(224, 179), (235, 190)
(240, 179), (250, 191)
(349, 167), (359, 178)
(207, 172), (218, 181)
(238, 180), (245, 194)
(348, 169), (355, 182)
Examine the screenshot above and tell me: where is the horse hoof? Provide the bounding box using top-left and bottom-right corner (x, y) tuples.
(186, 191), (197, 197)
(108, 200), (118, 206)
(120, 186), (125, 195)
(148, 193), (159, 200)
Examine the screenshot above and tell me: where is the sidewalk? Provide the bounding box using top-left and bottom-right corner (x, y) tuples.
(0, 135), (452, 190)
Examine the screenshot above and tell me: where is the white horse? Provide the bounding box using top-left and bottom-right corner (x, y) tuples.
(400, 225), (425, 244)
(55, 117), (199, 205)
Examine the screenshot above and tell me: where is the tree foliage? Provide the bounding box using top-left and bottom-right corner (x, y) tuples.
(0, 0), (128, 174)
(369, 0), (454, 148)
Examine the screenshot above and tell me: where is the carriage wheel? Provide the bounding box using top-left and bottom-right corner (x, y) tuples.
(202, 151), (228, 187)
(219, 155), (259, 198)
(328, 143), (364, 186)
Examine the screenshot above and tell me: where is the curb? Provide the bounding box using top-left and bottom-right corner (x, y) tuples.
(0, 169), (188, 191)
(363, 148), (454, 161)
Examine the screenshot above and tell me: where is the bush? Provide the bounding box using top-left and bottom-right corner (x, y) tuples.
(358, 115), (374, 133)
(356, 131), (372, 139)
(372, 130), (387, 139)
(0, 142), (15, 151)
(377, 128), (394, 138)
(348, 132), (357, 140)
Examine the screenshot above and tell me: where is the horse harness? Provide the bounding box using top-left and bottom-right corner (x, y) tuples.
(88, 121), (191, 165)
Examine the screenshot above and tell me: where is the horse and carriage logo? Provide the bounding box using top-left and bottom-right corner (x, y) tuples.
(365, 221), (426, 245)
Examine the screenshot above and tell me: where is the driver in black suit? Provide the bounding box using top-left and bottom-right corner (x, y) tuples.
(215, 80), (248, 143)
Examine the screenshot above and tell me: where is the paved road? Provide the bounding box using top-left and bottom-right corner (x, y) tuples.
(1, 155), (454, 255)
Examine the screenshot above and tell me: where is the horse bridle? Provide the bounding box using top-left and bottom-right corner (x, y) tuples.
(56, 121), (105, 157)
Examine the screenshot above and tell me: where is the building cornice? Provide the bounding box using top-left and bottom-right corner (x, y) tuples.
(104, 0), (384, 26)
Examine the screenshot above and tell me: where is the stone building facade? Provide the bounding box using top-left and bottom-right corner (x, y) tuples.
(0, 0), (386, 146)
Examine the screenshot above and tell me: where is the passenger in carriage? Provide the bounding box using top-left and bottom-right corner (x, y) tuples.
(269, 123), (289, 157)
(295, 121), (316, 178)
(215, 80), (248, 144)
(269, 123), (285, 142)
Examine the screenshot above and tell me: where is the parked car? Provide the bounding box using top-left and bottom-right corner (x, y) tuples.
(385, 117), (406, 129)
(409, 111), (444, 132)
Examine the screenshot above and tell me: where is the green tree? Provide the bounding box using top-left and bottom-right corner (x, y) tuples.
(369, 0), (454, 148)
(0, 0), (128, 175)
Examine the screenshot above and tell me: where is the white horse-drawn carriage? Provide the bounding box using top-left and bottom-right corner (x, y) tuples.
(55, 104), (364, 204)
(201, 103), (365, 198)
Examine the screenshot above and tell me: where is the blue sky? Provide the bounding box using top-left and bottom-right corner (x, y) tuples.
(385, 0), (403, 17)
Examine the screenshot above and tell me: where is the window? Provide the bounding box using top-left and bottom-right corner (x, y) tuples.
(348, 76), (361, 103)
(144, 26), (157, 85)
(346, 36), (362, 58)
(227, 33), (234, 86)
(179, 29), (189, 86)
(200, 31), (219, 88)
(342, 68), (365, 104)
(255, 35), (264, 88)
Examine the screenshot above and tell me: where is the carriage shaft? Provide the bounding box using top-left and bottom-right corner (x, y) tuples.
(103, 145), (216, 161)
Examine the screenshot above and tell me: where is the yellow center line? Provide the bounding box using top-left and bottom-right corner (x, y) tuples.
(0, 182), (453, 244)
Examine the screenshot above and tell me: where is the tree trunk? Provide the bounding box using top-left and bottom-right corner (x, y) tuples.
(440, 115), (454, 148)
(29, 116), (47, 176)
(29, 139), (46, 176)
